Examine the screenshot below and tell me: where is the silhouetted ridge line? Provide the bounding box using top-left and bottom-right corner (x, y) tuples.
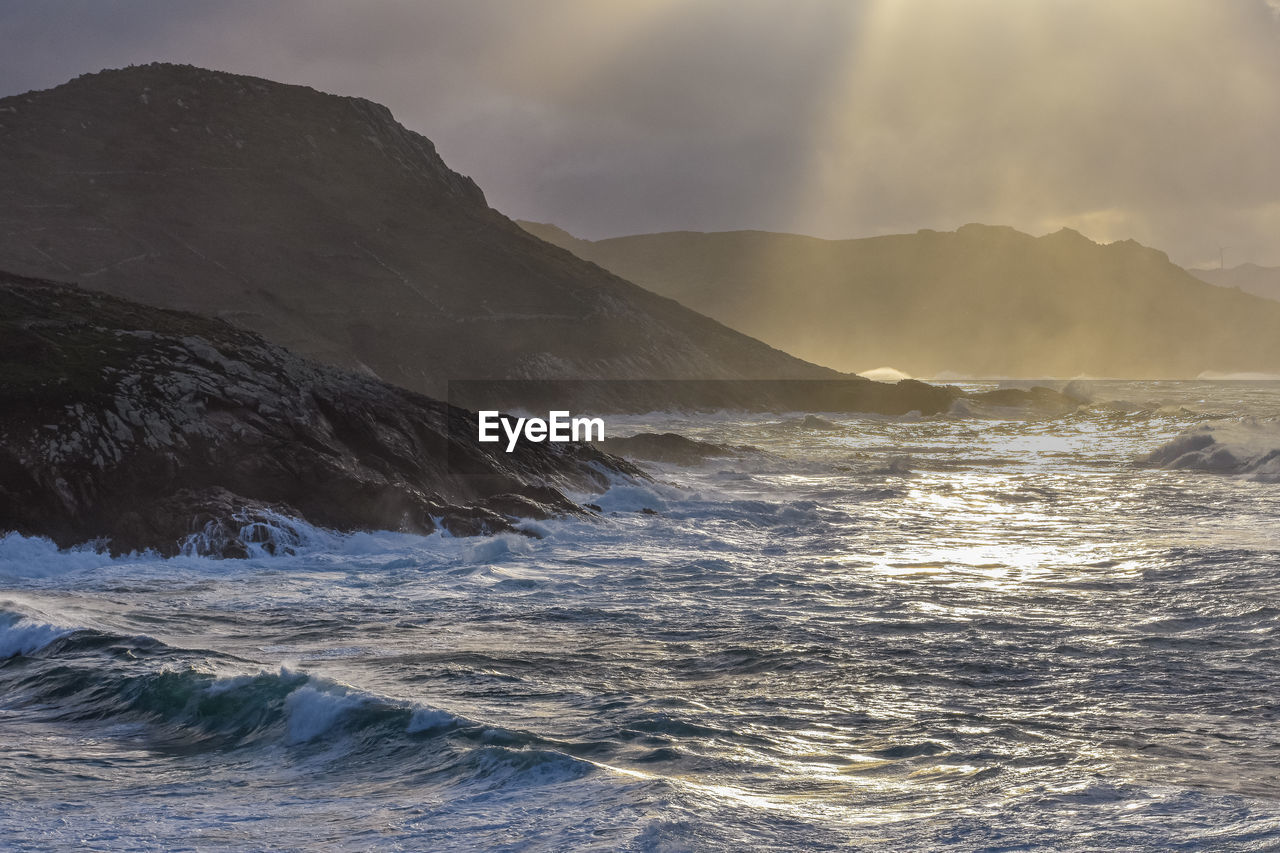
(521, 221), (1280, 379)
(0, 62), (837, 399)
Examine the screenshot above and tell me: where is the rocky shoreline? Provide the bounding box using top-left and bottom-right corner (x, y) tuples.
(0, 271), (642, 556)
(1, 270), (1083, 556)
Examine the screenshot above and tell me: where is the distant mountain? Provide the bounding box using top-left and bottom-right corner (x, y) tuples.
(1190, 264), (1280, 304)
(520, 222), (1280, 379)
(0, 63), (835, 396)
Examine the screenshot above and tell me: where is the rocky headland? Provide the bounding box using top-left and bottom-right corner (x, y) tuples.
(0, 63), (838, 394)
(0, 65), (1087, 557)
(0, 271), (642, 556)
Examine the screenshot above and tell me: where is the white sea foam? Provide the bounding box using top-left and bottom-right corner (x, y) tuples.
(1196, 371), (1280, 381)
(461, 533), (535, 563)
(0, 608), (76, 658)
(589, 481), (687, 514)
(5, 380), (1280, 851)
(283, 683), (369, 744)
(1144, 417), (1280, 481)
(0, 532), (116, 578)
(285, 678), (468, 742)
(406, 707), (459, 734)
(179, 508), (341, 558)
(859, 366), (912, 382)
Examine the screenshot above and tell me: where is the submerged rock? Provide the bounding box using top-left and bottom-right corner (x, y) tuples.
(963, 385), (1085, 415)
(0, 272), (642, 555)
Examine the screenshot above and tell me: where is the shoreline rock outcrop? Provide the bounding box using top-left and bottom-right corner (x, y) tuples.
(0, 271), (640, 556)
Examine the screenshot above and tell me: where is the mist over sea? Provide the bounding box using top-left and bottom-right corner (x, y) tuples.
(3, 380), (1279, 851)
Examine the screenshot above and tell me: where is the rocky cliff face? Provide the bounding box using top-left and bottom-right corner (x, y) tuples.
(0, 271), (640, 556)
(0, 63), (834, 395)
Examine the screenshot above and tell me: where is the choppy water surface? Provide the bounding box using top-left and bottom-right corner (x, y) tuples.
(3, 380), (1280, 851)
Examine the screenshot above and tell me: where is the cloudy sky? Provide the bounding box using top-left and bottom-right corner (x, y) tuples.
(3, 0), (1279, 267)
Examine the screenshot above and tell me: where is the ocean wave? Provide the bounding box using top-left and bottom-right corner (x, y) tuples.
(0, 607), (77, 658)
(0, 531), (119, 578)
(1143, 417), (1280, 481)
(0, 507), (345, 568)
(0, 608), (595, 789)
(858, 367), (913, 382)
(1196, 371), (1280, 381)
(460, 532), (537, 563)
(769, 414), (846, 432)
(588, 481), (684, 514)
(0, 519), (558, 577)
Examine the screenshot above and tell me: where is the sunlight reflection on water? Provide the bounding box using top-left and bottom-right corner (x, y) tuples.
(3, 382), (1280, 849)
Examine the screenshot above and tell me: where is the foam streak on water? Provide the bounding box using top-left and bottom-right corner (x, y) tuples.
(2, 380), (1279, 851)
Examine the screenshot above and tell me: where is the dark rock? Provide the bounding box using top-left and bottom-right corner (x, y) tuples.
(478, 490), (579, 522)
(0, 272), (641, 555)
(967, 385), (1083, 413)
(434, 505), (519, 539)
(150, 487), (307, 558)
(797, 414), (842, 430)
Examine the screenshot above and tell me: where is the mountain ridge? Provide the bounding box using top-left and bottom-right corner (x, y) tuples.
(519, 220), (1280, 379)
(1190, 263), (1280, 304)
(0, 63), (838, 396)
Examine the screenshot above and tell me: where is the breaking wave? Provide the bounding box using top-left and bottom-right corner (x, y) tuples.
(0, 605), (595, 789)
(1143, 417), (1280, 481)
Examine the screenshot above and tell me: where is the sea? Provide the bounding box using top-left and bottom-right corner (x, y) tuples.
(2, 380), (1279, 851)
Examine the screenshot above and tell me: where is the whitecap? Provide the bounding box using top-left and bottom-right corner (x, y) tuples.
(1143, 417), (1280, 481)
(1196, 371), (1280, 381)
(406, 707), (459, 734)
(0, 532), (116, 579)
(589, 482), (673, 514)
(0, 608), (76, 658)
(283, 683), (369, 744)
(461, 533), (535, 563)
(858, 366), (912, 382)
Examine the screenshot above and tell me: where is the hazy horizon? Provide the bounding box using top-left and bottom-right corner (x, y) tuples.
(3, 0), (1280, 268)
(525, 217), (1280, 274)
